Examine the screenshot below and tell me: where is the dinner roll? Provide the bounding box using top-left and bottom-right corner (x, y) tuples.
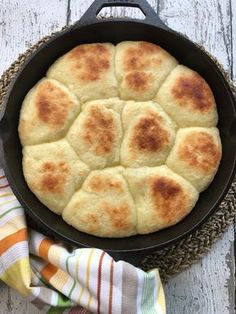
(67, 99), (123, 169)
(23, 140), (89, 214)
(19, 41), (222, 238)
(115, 41), (178, 101)
(121, 101), (176, 167)
(18, 78), (80, 146)
(156, 65), (218, 127)
(124, 165), (199, 234)
(63, 167), (136, 237)
(166, 127), (222, 191)
(47, 43), (118, 102)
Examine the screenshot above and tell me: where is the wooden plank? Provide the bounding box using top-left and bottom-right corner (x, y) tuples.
(0, 1), (67, 312)
(159, 0), (235, 313)
(158, 0), (232, 72)
(165, 227), (235, 314)
(231, 0), (236, 82)
(0, 0), (68, 74)
(0, 281), (41, 314)
(230, 12), (235, 289)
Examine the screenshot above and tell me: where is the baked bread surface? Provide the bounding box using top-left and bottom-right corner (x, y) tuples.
(19, 41), (221, 237)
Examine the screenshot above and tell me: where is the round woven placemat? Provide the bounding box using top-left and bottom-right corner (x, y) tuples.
(0, 30), (235, 282)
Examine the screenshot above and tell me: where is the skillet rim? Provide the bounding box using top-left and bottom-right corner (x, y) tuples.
(0, 18), (236, 255)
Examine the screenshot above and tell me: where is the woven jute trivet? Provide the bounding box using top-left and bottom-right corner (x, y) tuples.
(0, 30), (235, 282)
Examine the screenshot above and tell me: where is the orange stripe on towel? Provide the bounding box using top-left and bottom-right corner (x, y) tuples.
(41, 263), (58, 282)
(0, 228), (27, 255)
(39, 238), (54, 261)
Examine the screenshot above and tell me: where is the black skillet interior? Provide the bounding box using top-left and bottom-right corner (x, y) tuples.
(0, 0), (236, 265)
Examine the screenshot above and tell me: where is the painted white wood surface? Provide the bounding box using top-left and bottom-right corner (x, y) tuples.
(232, 0), (236, 82)
(0, 0), (68, 75)
(0, 1), (235, 313)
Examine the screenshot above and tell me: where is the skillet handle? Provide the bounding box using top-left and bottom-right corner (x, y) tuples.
(77, 0), (169, 30)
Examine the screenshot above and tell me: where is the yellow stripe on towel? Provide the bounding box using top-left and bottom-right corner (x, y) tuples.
(0, 258), (31, 297)
(0, 215), (26, 241)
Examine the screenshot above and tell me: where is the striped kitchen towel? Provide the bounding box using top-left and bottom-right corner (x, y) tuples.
(0, 169), (166, 314)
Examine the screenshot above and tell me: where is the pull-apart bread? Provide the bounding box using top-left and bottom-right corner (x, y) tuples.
(19, 41), (221, 237)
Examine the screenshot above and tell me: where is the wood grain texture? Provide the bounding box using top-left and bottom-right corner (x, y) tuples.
(165, 227), (235, 314)
(232, 0), (236, 81)
(158, 0), (232, 73)
(158, 1), (235, 312)
(0, 0), (235, 313)
(0, 1), (68, 312)
(0, 281), (41, 314)
(0, 0), (67, 74)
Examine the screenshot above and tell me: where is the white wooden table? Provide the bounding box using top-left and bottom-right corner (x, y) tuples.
(0, 1), (235, 313)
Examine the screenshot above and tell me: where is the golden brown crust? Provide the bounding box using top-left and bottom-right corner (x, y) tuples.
(68, 44), (110, 83)
(39, 161), (69, 194)
(66, 198), (103, 234)
(87, 175), (124, 194)
(150, 176), (189, 224)
(74, 201), (132, 234)
(20, 41), (221, 238)
(101, 201), (132, 230)
(81, 106), (116, 156)
(125, 71), (152, 92)
(124, 42), (162, 71)
(171, 72), (215, 113)
(178, 131), (221, 173)
(35, 81), (74, 128)
(131, 114), (170, 153)
(62, 168), (136, 237)
(85, 213), (101, 233)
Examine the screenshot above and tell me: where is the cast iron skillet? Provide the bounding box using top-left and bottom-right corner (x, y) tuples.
(0, 0), (236, 266)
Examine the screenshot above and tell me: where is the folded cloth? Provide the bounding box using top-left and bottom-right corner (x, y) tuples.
(0, 169), (165, 314)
